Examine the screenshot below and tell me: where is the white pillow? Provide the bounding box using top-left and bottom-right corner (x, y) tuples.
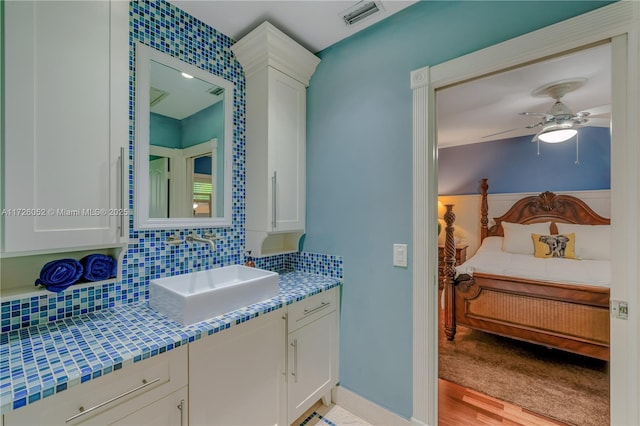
(556, 223), (610, 260)
(477, 236), (504, 254)
(501, 221), (552, 255)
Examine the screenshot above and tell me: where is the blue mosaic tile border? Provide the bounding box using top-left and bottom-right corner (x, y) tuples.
(300, 411), (337, 426)
(1, 282), (119, 333)
(256, 252), (343, 279)
(124, 0), (247, 302)
(1, 250), (342, 332)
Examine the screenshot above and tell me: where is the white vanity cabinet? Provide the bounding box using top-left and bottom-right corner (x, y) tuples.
(286, 287), (340, 424)
(189, 309), (287, 425)
(232, 22), (320, 256)
(2, 346), (188, 426)
(2, 0), (129, 254)
(246, 66), (307, 235)
(188, 287), (340, 426)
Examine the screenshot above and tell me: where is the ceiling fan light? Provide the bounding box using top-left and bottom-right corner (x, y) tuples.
(538, 128), (577, 143)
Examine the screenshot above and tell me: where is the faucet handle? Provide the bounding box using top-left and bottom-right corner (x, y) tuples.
(166, 233), (183, 246)
(203, 232), (219, 240)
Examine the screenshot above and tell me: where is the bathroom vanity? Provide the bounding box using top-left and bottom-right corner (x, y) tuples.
(1, 273), (340, 426)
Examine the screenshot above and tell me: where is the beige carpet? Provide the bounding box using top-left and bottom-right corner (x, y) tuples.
(439, 321), (609, 426)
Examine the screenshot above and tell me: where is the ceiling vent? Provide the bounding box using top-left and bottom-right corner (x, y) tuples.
(150, 86), (169, 107)
(209, 87), (224, 96)
(342, 1), (384, 26)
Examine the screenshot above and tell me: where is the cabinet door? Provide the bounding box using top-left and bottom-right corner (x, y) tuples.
(189, 311), (286, 426)
(268, 67), (306, 232)
(3, 0), (128, 253)
(288, 310), (338, 424)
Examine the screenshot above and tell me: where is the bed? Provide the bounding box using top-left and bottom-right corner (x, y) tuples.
(442, 178), (611, 361)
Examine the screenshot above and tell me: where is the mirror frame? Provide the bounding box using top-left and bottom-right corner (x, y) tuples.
(134, 42), (233, 230)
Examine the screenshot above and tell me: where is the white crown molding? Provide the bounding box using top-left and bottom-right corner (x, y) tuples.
(231, 21), (320, 87)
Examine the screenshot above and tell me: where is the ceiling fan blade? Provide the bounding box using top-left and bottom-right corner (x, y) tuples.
(481, 128), (520, 139)
(520, 111), (553, 120)
(582, 104), (610, 116)
(584, 117), (610, 127)
(525, 121), (543, 129)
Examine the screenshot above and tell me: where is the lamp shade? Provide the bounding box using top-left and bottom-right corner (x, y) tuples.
(538, 128), (577, 143)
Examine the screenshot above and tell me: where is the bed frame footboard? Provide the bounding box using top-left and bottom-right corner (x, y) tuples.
(453, 273), (610, 360)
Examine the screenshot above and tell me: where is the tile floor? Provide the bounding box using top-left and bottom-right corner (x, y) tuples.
(296, 402), (372, 426)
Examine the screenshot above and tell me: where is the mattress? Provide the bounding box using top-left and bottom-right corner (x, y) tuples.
(455, 236), (611, 288)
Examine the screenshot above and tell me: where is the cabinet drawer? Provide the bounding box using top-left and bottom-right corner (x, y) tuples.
(3, 346), (188, 425)
(288, 287), (338, 333)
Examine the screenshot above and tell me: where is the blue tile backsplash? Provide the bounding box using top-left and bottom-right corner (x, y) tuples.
(1, 0), (343, 332)
(126, 0), (246, 280)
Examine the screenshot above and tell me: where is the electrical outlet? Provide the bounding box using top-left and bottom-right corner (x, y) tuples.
(610, 300), (629, 320)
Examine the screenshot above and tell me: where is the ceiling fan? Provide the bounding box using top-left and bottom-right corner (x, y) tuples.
(484, 78), (610, 143)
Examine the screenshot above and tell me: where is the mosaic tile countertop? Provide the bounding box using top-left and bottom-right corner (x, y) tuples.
(0, 271), (341, 414)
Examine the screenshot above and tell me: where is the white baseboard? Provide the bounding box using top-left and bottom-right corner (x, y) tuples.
(332, 386), (411, 426)
(409, 417), (429, 426)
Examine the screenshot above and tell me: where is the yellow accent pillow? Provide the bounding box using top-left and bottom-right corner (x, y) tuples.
(532, 233), (577, 259)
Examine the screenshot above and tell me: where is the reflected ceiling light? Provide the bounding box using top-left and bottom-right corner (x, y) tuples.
(181, 72), (194, 79)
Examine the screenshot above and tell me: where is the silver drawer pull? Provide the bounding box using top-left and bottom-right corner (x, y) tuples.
(302, 301), (330, 317)
(65, 377), (161, 423)
(119, 146), (126, 238)
(291, 339), (298, 383)
(272, 171), (277, 229)
(178, 399), (185, 426)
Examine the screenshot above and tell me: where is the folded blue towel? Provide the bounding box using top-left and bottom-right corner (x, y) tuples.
(80, 254), (117, 282)
(35, 258), (83, 293)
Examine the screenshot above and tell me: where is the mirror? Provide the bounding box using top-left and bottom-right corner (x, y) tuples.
(135, 42), (233, 229)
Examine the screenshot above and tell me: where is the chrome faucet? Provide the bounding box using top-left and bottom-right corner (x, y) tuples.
(186, 232), (220, 251)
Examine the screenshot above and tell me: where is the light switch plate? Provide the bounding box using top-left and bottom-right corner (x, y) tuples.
(393, 244), (408, 267)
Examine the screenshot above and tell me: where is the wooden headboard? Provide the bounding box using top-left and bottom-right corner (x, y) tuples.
(479, 178), (610, 241)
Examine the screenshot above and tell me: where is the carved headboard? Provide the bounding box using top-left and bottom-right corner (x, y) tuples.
(479, 178), (610, 241)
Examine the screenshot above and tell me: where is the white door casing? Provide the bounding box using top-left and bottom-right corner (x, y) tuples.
(411, 2), (639, 425)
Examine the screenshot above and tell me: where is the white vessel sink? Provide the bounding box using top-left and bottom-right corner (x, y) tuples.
(149, 265), (280, 326)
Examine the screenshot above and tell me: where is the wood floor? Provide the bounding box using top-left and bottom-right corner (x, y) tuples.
(293, 382), (568, 425)
(439, 378), (567, 426)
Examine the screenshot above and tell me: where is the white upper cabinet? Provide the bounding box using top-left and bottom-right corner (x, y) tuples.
(2, 0), (128, 254)
(232, 22), (320, 257)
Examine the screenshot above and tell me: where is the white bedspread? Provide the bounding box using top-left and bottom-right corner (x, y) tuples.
(455, 237), (611, 288)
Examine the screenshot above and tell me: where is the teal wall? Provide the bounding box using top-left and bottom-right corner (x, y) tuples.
(304, 0), (614, 418)
(150, 112), (181, 148)
(181, 100), (224, 148)
(149, 101), (224, 149)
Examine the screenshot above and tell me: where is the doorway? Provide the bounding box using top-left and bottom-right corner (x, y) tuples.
(434, 42), (611, 425)
(410, 3), (639, 425)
